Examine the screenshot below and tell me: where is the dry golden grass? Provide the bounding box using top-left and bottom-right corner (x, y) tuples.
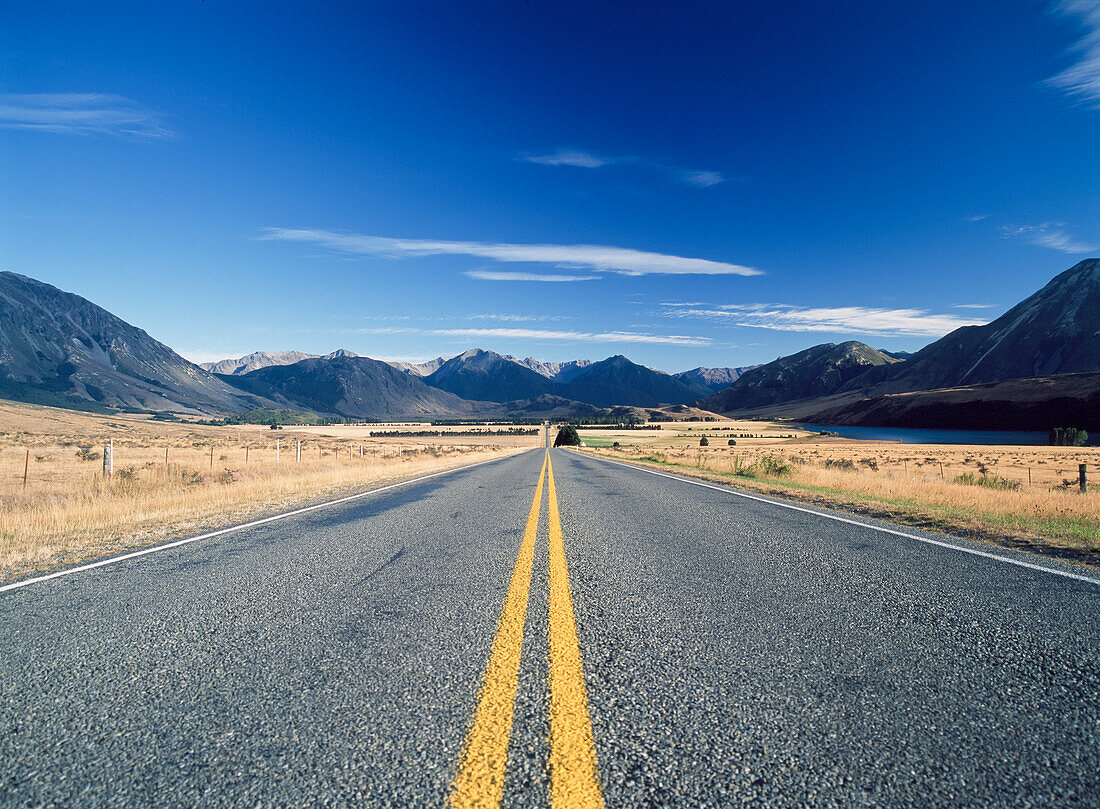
(0, 401), (533, 581)
(583, 440), (1100, 563)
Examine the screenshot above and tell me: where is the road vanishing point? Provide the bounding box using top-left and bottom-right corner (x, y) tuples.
(1, 448), (1098, 807)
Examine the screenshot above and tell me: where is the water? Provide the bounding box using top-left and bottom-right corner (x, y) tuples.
(799, 424), (1049, 445)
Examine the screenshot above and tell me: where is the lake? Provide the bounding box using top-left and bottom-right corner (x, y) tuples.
(798, 425), (1050, 445)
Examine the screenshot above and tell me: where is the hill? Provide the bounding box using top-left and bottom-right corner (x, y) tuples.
(219, 354), (478, 419)
(424, 349), (556, 403)
(558, 355), (706, 407)
(0, 272), (269, 414)
(699, 342), (901, 412)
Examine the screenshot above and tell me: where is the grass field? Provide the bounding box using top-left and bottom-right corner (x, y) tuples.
(580, 425), (1099, 564)
(0, 401), (533, 582)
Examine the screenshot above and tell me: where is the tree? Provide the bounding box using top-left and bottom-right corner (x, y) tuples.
(554, 425), (581, 447)
(1050, 427), (1088, 446)
(699, 436), (709, 447)
(728, 439), (736, 446)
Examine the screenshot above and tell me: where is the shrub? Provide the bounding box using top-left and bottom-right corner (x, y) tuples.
(728, 439), (736, 446)
(955, 472), (1020, 490)
(612, 441), (620, 448)
(554, 425), (581, 447)
(824, 458), (855, 470)
(75, 447), (97, 461)
(734, 455), (792, 478)
(699, 436), (709, 447)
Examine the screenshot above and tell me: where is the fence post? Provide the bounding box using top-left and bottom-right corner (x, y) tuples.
(165, 447), (169, 466)
(276, 439), (280, 464)
(296, 441), (301, 463)
(23, 449), (30, 489)
(1081, 464), (1088, 494)
(103, 439), (113, 477)
(359, 444), (363, 459)
(209, 446), (214, 468)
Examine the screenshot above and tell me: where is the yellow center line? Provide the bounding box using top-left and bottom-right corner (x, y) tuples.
(546, 454), (605, 809)
(449, 453), (547, 809)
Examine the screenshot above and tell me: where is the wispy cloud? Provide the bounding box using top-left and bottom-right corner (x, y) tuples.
(431, 327), (710, 346)
(262, 228), (761, 276)
(0, 93), (172, 138)
(1047, 0), (1100, 106)
(953, 303), (995, 309)
(521, 149), (610, 168)
(662, 303), (985, 337)
(1002, 222), (1098, 254)
(465, 270), (599, 282)
(678, 170), (725, 187)
(521, 147), (726, 187)
(467, 313), (572, 322)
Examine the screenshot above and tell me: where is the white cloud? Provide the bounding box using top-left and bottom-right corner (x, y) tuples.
(467, 313), (572, 322)
(1002, 222), (1098, 254)
(0, 93), (172, 138)
(522, 147), (726, 187)
(1048, 0), (1100, 106)
(263, 228), (761, 276)
(521, 149), (610, 168)
(679, 170), (726, 187)
(662, 303), (985, 337)
(465, 270), (599, 282)
(431, 327), (711, 346)
(953, 303), (995, 309)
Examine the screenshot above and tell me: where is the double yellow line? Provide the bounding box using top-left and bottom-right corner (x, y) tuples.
(449, 452), (603, 809)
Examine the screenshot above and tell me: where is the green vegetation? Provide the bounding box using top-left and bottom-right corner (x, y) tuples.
(733, 455), (793, 478)
(223, 408), (326, 426)
(1050, 427), (1089, 446)
(554, 425), (582, 447)
(955, 472), (1021, 490)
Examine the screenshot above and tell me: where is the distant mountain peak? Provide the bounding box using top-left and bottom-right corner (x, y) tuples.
(322, 348), (359, 360)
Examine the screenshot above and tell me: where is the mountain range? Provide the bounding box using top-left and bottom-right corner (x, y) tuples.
(1, 260), (1098, 427)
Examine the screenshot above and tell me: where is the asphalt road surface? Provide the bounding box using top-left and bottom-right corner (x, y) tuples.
(1, 448), (1098, 807)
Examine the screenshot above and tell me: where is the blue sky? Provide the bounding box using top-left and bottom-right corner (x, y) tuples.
(3, 1), (1099, 372)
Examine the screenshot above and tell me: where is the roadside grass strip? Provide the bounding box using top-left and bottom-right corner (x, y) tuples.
(546, 455), (605, 809)
(449, 455), (546, 809)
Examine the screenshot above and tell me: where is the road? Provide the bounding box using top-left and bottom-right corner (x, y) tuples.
(1, 448), (1098, 807)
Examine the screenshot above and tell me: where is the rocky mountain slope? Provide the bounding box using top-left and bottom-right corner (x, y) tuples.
(699, 342), (902, 412)
(424, 349), (556, 403)
(674, 366), (756, 392)
(0, 272), (270, 413)
(865, 258), (1100, 393)
(514, 357), (595, 382)
(388, 357), (447, 377)
(201, 350), (319, 375)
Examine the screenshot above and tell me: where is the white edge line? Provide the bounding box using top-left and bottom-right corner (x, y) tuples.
(1, 451), (529, 595)
(575, 451), (1100, 586)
